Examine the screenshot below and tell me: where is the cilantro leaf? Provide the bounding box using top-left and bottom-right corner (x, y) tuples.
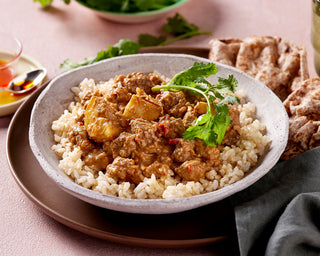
(85, 0), (120, 11)
(132, 0), (177, 12)
(60, 39), (140, 71)
(162, 13), (199, 36)
(159, 13), (212, 45)
(33, 0), (69, 8)
(113, 39), (141, 55)
(167, 62), (218, 88)
(60, 57), (96, 71)
(152, 62), (240, 147)
(183, 111), (218, 147)
(33, 0), (53, 8)
(214, 75), (238, 94)
(211, 102), (232, 144)
(138, 34), (167, 47)
(139, 13), (212, 47)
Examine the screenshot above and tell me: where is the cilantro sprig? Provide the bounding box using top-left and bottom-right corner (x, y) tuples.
(60, 39), (140, 71)
(60, 13), (211, 71)
(138, 13), (211, 46)
(152, 62), (240, 147)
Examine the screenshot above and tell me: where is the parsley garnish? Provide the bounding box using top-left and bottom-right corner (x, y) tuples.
(152, 62), (240, 147)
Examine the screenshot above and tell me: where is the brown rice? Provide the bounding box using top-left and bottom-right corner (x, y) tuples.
(51, 76), (271, 199)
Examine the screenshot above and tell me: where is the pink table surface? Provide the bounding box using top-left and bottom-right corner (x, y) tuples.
(0, 0), (316, 255)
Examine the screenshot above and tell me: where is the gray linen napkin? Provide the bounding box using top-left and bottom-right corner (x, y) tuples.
(229, 147), (320, 256)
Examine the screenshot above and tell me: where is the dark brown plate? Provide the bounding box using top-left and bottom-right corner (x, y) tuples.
(6, 46), (237, 248)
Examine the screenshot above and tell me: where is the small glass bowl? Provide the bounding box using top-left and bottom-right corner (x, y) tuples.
(0, 32), (23, 87)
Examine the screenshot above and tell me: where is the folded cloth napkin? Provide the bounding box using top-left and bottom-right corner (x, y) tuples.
(230, 147), (320, 256)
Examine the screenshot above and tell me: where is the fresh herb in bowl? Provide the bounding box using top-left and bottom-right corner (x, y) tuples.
(34, 0), (184, 11)
(152, 62), (240, 147)
(77, 0), (182, 13)
(60, 13), (211, 71)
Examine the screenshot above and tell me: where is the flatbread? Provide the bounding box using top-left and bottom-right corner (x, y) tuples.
(209, 36), (309, 101)
(281, 78), (320, 159)
(209, 36), (320, 159)
(208, 38), (241, 67)
(284, 78), (320, 119)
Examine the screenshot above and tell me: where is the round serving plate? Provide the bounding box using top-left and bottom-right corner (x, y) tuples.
(6, 47), (238, 249)
(29, 52), (287, 214)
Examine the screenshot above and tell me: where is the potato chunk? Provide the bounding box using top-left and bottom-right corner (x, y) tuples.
(84, 96), (121, 142)
(123, 90), (163, 121)
(194, 101), (208, 115)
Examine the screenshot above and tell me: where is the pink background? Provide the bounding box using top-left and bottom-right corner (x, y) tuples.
(0, 0), (316, 255)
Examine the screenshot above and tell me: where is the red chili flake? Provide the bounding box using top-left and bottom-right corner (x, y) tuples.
(134, 135), (139, 142)
(168, 138), (181, 145)
(159, 123), (170, 136)
(187, 165), (193, 173)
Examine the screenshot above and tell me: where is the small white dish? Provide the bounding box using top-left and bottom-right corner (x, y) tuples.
(75, 0), (190, 24)
(29, 53), (288, 214)
(0, 54), (46, 116)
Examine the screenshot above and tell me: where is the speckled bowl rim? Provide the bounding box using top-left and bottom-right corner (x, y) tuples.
(29, 53), (289, 214)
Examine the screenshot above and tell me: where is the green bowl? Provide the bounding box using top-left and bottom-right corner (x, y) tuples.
(75, 0), (190, 23)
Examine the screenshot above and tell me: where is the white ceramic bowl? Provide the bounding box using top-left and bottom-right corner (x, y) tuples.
(29, 54), (288, 214)
(75, 0), (190, 23)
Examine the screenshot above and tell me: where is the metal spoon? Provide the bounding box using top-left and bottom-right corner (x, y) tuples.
(0, 68), (46, 94)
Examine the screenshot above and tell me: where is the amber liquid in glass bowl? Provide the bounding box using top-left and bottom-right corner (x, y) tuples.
(0, 59), (15, 87)
(0, 59), (25, 105)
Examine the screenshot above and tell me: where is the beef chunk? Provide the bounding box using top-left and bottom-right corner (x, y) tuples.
(175, 160), (210, 181)
(106, 157), (144, 184)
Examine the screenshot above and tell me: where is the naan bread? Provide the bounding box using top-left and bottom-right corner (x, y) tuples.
(209, 35), (317, 159)
(281, 78), (320, 159)
(209, 36), (309, 101)
(284, 78), (320, 119)
(208, 38), (241, 67)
